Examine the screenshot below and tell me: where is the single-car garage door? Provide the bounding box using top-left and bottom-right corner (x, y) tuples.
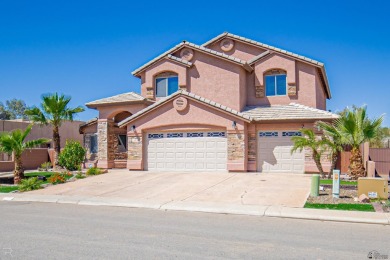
(146, 131), (227, 171)
(258, 131), (304, 173)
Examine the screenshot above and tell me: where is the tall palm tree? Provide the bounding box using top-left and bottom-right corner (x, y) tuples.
(334, 106), (383, 179)
(0, 125), (50, 184)
(25, 93), (84, 169)
(291, 128), (326, 178)
(317, 121), (344, 179)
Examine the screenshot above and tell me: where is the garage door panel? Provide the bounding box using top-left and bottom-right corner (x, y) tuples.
(146, 132), (227, 172)
(258, 131), (304, 173)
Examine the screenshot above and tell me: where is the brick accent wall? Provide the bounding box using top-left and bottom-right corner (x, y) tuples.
(227, 132), (245, 160)
(247, 133), (256, 162)
(128, 135), (142, 161)
(97, 120), (109, 161)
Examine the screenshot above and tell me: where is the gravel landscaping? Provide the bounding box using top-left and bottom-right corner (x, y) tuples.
(306, 185), (362, 204)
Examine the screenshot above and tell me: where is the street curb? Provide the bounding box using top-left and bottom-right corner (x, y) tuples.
(1, 194), (389, 225)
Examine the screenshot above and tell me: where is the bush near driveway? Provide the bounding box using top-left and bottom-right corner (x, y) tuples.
(86, 167), (104, 176)
(18, 177), (43, 192)
(58, 140), (86, 171)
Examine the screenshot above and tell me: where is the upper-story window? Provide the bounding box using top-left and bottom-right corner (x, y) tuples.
(155, 73), (179, 97)
(265, 70), (287, 96)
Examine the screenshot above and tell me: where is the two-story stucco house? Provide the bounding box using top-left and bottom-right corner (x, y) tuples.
(80, 32), (338, 173)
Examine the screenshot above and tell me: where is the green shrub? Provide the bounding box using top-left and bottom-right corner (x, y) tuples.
(86, 167), (104, 176)
(18, 177), (42, 192)
(47, 173), (66, 185)
(58, 140), (86, 171)
(75, 173), (86, 179)
(39, 162), (52, 171)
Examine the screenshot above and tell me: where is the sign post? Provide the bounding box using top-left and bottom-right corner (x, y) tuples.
(332, 170), (340, 198)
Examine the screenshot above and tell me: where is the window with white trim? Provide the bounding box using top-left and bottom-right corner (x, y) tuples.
(156, 75), (179, 97)
(265, 70), (287, 96)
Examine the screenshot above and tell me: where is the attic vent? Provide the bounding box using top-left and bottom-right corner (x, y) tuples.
(180, 48), (194, 61)
(220, 39), (234, 52)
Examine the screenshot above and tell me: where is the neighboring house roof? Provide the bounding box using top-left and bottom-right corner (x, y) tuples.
(118, 90), (252, 127)
(132, 41), (252, 76)
(86, 92), (153, 108)
(79, 117), (98, 134)
(242, 103), (339, 121)
(202, 32), (331, 98)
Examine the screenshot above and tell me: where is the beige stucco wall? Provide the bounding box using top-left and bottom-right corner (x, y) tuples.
(0, 148), (49, 172)
(186, 51), (247, 111)
(0, 120), (84, 148)
(315, 70), (327, 110)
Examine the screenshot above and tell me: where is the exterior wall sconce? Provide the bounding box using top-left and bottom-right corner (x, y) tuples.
(131, 125), (136, 131)
(232, 121), (237, 128)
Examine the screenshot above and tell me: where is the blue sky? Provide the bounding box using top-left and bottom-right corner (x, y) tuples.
(0, 0), (389, 125)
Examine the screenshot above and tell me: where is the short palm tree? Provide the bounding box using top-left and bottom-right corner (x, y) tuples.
(334, 106), (383, 179)
(25, 93), (84, 169)
(0, 125), (50, 184)
(291, 128), (326, 178)
(317, 121), (344, 179)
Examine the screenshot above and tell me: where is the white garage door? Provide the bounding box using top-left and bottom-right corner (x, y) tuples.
(146, 131), (227, 171)
(258, 131), (304, 173)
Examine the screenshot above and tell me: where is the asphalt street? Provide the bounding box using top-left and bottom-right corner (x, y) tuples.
(0, 201), (389, 259)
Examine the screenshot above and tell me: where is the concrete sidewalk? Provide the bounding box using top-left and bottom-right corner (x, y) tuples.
(1, 193), (389, 225)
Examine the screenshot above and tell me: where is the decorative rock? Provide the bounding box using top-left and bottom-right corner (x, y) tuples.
(358, 194), (370, 203)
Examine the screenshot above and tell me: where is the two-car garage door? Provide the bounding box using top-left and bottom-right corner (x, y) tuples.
(146, 132), (227, 171)
(145, 130), (304, 173)
(257, 131), (305, 173)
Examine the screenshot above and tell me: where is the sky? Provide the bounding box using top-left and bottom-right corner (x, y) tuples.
(0, 0), (389, 126)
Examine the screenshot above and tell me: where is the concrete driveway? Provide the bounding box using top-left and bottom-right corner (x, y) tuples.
(27, 170), (311, 208)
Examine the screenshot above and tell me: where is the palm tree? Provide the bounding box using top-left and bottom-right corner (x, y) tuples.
(291, 128), (326, 178)
(0, 125), (50, 184)
(317, 121), (344, 179)
(333, 106), (383, 179)
(25, 93), (84, 169)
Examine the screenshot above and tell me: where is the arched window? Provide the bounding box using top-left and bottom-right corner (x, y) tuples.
(265, 69), (287, 96)
(155, 72), (178, 97)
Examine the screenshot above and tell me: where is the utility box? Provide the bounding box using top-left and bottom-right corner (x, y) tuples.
(358, 178), (389, 199)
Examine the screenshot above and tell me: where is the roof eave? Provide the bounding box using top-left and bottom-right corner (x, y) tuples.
(85, 99), (154, 109)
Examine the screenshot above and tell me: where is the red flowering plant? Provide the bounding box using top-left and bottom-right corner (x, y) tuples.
(47, 173), (66, 185)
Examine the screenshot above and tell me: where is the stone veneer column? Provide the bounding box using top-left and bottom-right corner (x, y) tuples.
(247, 132), (257, 171)
(227, 130), (247, 172)
(97, 119), (114, 169)
(127, 133), (143, 170)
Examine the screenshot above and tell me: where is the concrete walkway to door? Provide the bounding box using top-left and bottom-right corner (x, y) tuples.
(24, 170), (311, 208)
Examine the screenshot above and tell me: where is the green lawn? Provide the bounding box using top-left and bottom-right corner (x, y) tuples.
(320, 179), (357, 186)
(304, 203), (375, 212)
(0, 185), (19, 193)
(25, 171), (73, 184)
(25, 172), (55, 178)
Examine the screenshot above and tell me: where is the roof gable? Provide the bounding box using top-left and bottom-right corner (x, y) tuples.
(118, 90), (252, 127)
(203, 32), (331, 98)
(132, 41), (252, 76)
